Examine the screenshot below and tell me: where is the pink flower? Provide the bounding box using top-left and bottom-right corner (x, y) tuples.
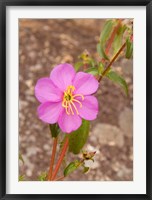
(35, 63), (99, 133)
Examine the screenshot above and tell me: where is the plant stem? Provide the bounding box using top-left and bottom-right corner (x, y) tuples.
(98, 42), (126, 82)
(47, 137), (58, 181)
(102, 19), (122, 63)
(54, 175), (65, 181)
(105, 19), (122, 54)
(51, 137), (69, 180)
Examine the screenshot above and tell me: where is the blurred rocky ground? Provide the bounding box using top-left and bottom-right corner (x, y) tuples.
(19, 19), (133, 181)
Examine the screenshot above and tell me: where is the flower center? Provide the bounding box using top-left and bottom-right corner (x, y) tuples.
(62, 85), (84, 115)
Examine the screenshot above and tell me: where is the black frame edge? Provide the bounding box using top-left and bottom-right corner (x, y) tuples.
(0, 0), (150, 6)
(0, 0), (6, 200)
(146, 1), (152, 200)
(0, 0), (151, 200)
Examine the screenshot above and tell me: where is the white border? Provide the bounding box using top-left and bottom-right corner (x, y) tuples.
(6, 6), (146, 194)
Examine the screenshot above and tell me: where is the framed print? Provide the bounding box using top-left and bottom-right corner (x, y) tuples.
(0, 0), (152, 199)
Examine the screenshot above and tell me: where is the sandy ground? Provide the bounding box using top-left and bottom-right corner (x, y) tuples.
(19, 19), (133, 181)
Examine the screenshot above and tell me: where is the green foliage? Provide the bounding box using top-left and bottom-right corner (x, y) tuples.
(125, 37), (133, 59)
(98, 62), (104, 75)
(100, 20), (115, 44)
(19, 175), (24, 181)
(83, 166), (89, 173)
(106, 71), (128, 96)
(68, 120), (90, 154)
(74, 61), (83, 72)
(19, 153), (24, 164)
(49, 123), (60, 138)
(97, 43), (109, 60)
(64, 149), (96, 176)
(113, 24), (127, 54)
(64, 160), (81, 177)
(38, 172), (47, 181)
(85, 62), (104, 76)
(97, 20), (116, 60)
(85, 67), (98, 75)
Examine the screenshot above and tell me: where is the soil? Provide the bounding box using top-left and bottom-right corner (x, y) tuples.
(19, 19), (133, 181)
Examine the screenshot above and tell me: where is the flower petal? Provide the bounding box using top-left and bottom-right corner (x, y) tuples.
(37, 101), (63, 124)
(58, 110), (82, 133)
(77, 96), (99, 120)
(50, 63), (76, 91)
(35, 78), (63, 103)
(73, 72), (99, 95)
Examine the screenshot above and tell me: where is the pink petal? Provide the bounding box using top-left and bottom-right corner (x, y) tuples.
(58, 110), (82, 133)
(77, 95), (98, 120)
(72, 72), (99, 95)
(37, 101), (63, 124)
(50, 63), (76, 92)
(35, 78), (63, 103)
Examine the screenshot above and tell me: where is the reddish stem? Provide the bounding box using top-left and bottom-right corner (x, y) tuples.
(98, 42), (126, 82)
(101, 19), (122, 64)
(51, 137), (69, 180)
(106, 19), (122, 54)
(47, 137), (58, 181)
(54, 175), (65, 181)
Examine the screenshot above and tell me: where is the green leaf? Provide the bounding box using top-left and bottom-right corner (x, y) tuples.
(74, 62), (83, 71)
(98, 62), (104, 75)
(97, 20), (116, 60)
(88, 58), (96, 68)
(125, 37), (133, 59)
(64, 160), (81, 177)
(100, 20), (114, 44)
(97, 43), (109, 60)
(38, 172), (47, 181)
(83, 166), (89, 174)
(19, 175), (24, 181)
(68, 120), (90, 154)
(19, 153), (24, 164)
(49, 123), (60, 138)
(85, 67), (98, 75)
(113, 24), (127, 54)
(106, 71), (128, 96)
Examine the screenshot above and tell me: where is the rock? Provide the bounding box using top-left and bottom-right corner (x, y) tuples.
(92, 123), (124, 147)
(119, 107), (133, 138)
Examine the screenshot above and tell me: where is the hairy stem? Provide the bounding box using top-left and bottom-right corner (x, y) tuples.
(98, 42), (126, 82)
(47, 137), (58, 181)
(51, 137), (69, 180)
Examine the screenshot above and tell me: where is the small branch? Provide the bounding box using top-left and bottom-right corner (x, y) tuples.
(101, 19), (122, 64)
(98, 42), (126, 82)
(105, 19), (122, 55)
(51, 137), (69, 180)
(47, 137), (58, 181)
(54, 175), (65, 181)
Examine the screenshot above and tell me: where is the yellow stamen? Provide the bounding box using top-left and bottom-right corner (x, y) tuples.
(68, 102), (74, 115)
(73, 94), (84, 100)
(62, 85), (84, 115)
(70, 101), (79, 115)
(72, 99), (83, 108)
(62, 100), (66, 107)
(65, 101), (70, 115)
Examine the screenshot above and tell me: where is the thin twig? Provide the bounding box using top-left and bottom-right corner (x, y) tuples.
(54, 176), (65, 181)
(51, 137), (69, 180)
(105, 19), (122, 54)
(47, 137), (58, 181)
(98, 42), (126, 82)
(101, 19), (122, 64)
